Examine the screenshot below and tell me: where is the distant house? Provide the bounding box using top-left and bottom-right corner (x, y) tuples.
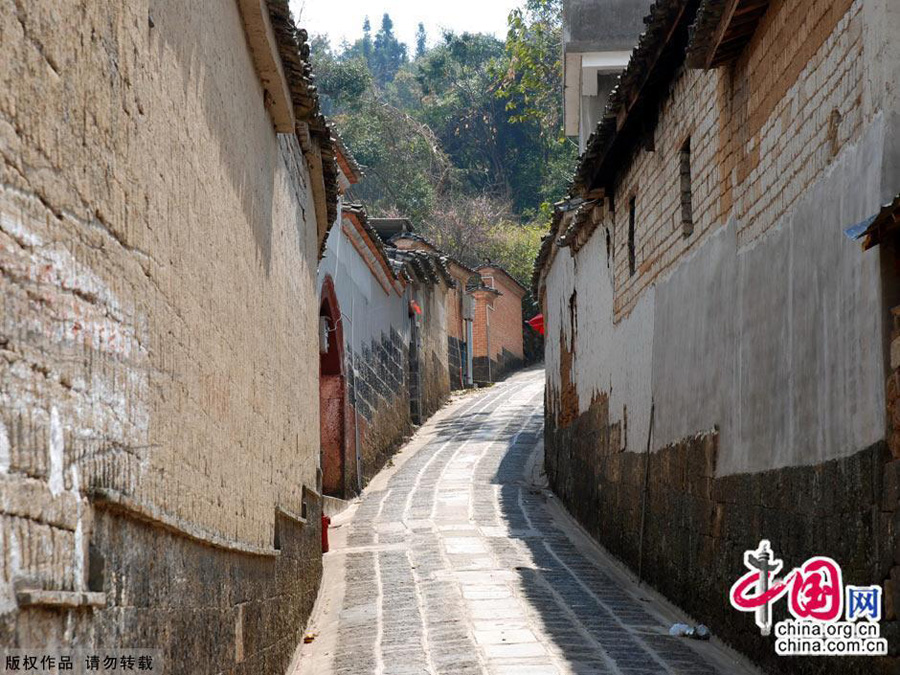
(391, 237), (528, 387)
(392, 233), (480, 389)
(472, 265), (527, 384)
(563, 0), (655, 152)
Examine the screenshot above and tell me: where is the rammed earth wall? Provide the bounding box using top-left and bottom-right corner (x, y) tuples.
(0, 0), (326, 670)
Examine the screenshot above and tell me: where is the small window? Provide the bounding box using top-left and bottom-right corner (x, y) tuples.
(680, 138), (693, 236)
(628, 196), (636, 276)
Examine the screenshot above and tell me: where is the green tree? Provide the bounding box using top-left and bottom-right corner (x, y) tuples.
(415, 22), (427, 59)
(371, 14), (408, 85)
(362, 16), (373, 62)
(496, 0), (576, 205)
(313, 0), (569, 299)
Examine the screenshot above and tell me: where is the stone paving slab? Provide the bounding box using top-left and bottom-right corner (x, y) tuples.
(290, 369), (761, 675)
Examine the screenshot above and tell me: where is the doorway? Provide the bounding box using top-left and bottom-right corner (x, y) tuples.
(319, 277), (345, 498)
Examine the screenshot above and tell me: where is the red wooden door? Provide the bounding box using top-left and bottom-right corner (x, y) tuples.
(320, 374), (345, 496)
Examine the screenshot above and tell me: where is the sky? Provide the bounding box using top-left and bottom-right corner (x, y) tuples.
(289, 0), (521, 52)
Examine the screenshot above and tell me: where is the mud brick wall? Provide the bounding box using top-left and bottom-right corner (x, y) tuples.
(612, 0), (870, 320)
(546, 390), (899, 675)
(348, 329), (413, 489)
(0, 0), (323, 666)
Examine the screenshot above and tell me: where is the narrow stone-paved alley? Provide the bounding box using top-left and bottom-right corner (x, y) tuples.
(292, 369), (757, 675)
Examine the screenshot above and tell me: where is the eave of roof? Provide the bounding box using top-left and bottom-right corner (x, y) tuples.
(686, 0), (771, 69)
(369, 218), (415, 243)
(476, 264), (528, 295)
(265, 0), (340, 229)
(389, 231), (437, 250)
(332, 131), (363, 184)
(342, 204), (400, 292)
(387, 248), (457, 288)
(391, 233), (480, 279)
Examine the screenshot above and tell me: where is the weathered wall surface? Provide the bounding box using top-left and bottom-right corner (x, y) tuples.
(1, 0), (323, 670)
(415, 283), (451, 421)
(446, 268), (470, 390)
(544, 0), (900, 671)
(547, 0), (889, 475)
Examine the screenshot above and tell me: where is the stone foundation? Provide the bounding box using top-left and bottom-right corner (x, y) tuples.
(473, 349), (523, 384)
(347, 329), (412, 493)
(546, 390), (899, 675)
(448, 336), (468, 390)
(0, 499), (322, 675)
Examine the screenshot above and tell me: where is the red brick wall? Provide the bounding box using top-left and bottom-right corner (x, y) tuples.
(472, 291), (493, 358)
(479, 268), (525, 362)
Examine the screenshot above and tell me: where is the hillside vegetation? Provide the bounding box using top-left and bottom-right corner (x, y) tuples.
(309, 0), (573, 300)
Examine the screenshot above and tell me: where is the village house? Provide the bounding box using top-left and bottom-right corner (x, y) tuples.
(368, 219), (454, 422)
(317, 205), (455, 496)
(0, 0), (337, 671)
(563, 0), (655, 152)
(534, 0), (900, 672)
(472, 264), (527, 384)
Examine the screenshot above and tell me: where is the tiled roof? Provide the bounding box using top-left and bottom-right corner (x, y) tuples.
(386, 248), (457, 288)
(332, 131), (363, 184)
(391, 233), (480, 279)
(686, 0), (772, 69)
(266, 0), (340, 228)
(369, 218), (415, 243)
(340, 205), (455, 289)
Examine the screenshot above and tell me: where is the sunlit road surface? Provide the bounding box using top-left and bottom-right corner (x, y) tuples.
(291, 368), (758, 675)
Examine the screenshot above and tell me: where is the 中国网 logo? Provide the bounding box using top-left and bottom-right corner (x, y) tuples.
(729, 540), (888, 656)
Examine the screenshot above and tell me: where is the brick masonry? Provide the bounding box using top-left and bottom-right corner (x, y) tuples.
(598, 0), (872, 320)
(473, 268), (526, 385)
